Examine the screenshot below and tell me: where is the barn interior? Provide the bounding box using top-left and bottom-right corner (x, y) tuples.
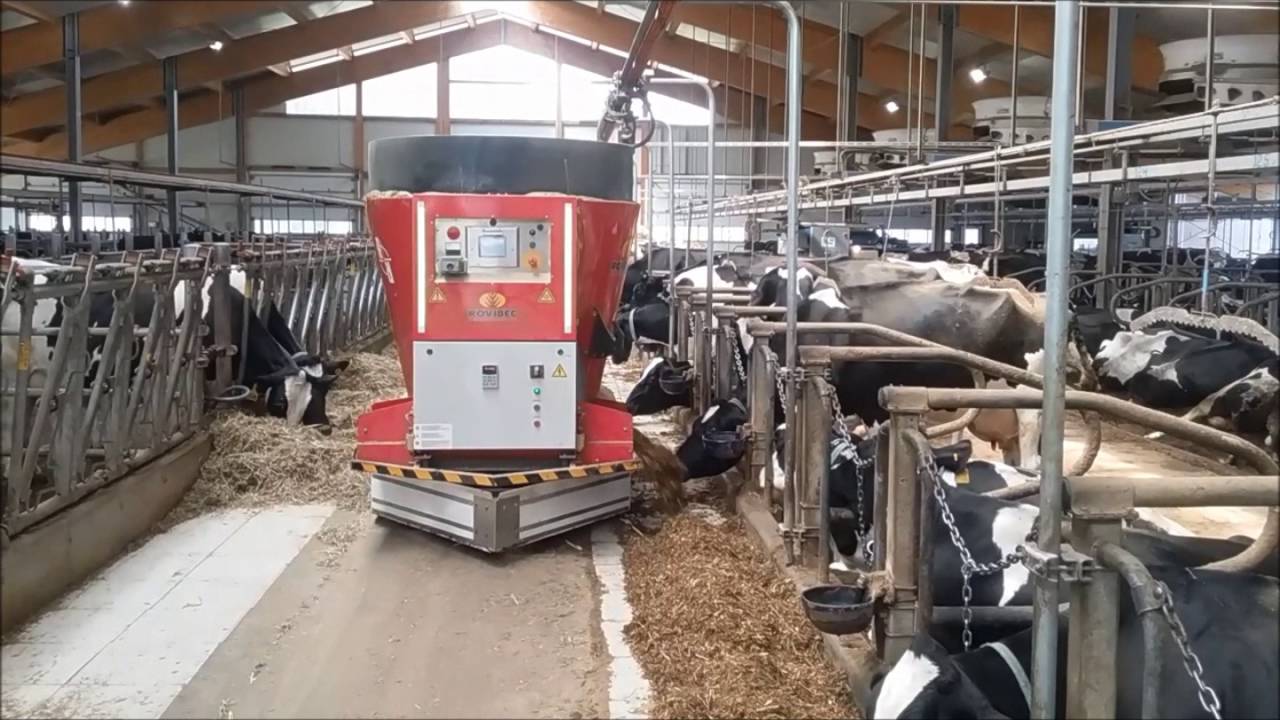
(2, 1), (1279, 719)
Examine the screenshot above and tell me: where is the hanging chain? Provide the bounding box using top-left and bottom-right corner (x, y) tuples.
(919, 446), (1028, 650)
(725, 324), (748, 382)
(1156, 580), (1222, 719)
(766, 347), (787, 423)
(822, 380), (875, 565)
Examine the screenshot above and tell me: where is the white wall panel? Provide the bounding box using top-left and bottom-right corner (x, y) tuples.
(249, 115), (353, 168)
(139, 119), (238, 170)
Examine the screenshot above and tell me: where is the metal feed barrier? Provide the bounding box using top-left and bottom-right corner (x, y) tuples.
(862, 385), (1277, 719)
(0, 239), (388, 540)
(664, 297), (1278, 716)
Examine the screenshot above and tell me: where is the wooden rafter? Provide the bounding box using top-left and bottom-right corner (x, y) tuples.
(504, 1), (918, 130)
(667, 4), (963, 123)
(500, 20), (837, 140)
(1, 0), (57, 23)
(1, 1), (471, 136)
(956, 4), (1163, 92)
(1, 1), (281, 78)
(863, 8), (911, 51)
(7, 22), (508, 159)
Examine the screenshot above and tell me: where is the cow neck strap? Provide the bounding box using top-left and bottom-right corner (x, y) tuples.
(984, 641), (1031, 715)
(627, 307), (639, 346)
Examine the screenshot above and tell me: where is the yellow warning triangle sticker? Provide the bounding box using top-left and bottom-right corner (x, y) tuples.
(551, 364), (567, 379)
(537, 287), (556, 304)
(428, 286), (446, 303)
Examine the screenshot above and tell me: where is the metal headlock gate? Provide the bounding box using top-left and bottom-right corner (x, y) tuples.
(0, 239), (388, 541)
(667, 283), (1278, 718)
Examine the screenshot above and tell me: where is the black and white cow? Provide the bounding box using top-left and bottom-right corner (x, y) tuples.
(620, 248), (704, 310)
(612, 258), (756, 363)
(866, 568), (1279, 720)
(772, 421), (1276, 614)
(1164, 357), (1280, 447)
(1, 260), (341, 431)
(675, 398), (748, 480)
(188, 275), (341, 426)
(765, 424), (1035, 573)
(625, 357), (693, 415)
(750, 260), (1078, 469)
(1095, 327), (1275, 409)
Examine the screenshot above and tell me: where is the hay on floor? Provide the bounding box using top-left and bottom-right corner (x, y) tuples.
(161, 349), (403, 528)
(624, 514), (855, 719)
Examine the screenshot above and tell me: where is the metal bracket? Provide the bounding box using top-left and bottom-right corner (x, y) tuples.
(1023, 541), (1097, 585)
(778, 366), (831, 383)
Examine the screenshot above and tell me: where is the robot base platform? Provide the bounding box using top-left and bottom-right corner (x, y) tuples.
(367, 464), (634, 553)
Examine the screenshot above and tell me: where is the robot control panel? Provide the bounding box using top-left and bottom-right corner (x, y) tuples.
(434, 217), (550, 282)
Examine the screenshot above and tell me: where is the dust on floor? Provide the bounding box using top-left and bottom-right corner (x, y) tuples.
(602, 355), (855, 719)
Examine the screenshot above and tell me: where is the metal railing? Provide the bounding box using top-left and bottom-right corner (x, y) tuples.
(0, 239), (388, 539)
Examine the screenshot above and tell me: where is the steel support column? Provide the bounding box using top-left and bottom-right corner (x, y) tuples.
(233, 86), (250, 236)
(843, 31), (862, 226)
(750, 97), (768, 192)
(844, 33), (862, 143)
(1031, 2), (1082, 717)
(930, 5), (956, 251)
(436, 51), (451, 136)
(63, 12), (82, 258)
(163, 57), (179, 244)
(1095, 7), (1136, 306)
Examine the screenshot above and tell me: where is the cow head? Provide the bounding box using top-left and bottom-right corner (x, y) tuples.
(628, 274), (667, 308)
(626, 357), (693, 415)
(865, 633), (1012, 720)
(262, 352), (340, 427)
(676, 398), (749, 479)
(750, 265), (816, 307)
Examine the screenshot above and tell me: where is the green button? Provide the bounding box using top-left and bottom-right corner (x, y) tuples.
(533, 387), (542, 395)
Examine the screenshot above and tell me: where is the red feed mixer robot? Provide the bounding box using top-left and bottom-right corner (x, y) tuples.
(352, 135), (641, 552)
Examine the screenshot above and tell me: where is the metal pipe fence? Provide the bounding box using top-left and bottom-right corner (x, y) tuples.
(0, 238), (388, 539)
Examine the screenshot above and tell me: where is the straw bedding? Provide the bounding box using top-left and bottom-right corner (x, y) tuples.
(159, 347), (402, 529)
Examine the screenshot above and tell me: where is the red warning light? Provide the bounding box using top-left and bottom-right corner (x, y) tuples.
(446, 226), (461, 240)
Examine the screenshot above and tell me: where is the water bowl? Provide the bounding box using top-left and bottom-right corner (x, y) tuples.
(801, 584), (876, 636)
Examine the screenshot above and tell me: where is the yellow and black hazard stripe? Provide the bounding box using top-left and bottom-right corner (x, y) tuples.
(351, 459), (640, 488)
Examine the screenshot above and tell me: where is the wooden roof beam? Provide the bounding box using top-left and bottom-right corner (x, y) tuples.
(9, 23), (505, 159)
(503, 1), (908, 130)
(2, 1), (471, 136)
(1, 1), (57, 23)
(665, 3), (975, 126)
(1, 1), (281, 78)
(955, 4), (1163, 92)
(501, 20), (837, 139)
(863, 8), (911, 51)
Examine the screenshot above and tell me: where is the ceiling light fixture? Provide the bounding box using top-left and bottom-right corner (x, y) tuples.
(969, 67), (987, 84)
(118, 0), (130, 5)
(209, 41), (224, 52)
(884, 99), (900, 114)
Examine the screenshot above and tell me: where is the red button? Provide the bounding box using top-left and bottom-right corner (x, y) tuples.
(446, 226), (461, 240)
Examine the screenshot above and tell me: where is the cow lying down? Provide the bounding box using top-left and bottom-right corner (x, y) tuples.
(867, 568), (1279, 720)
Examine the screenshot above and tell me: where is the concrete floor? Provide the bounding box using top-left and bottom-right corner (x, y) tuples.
(3, 508), (611, 720)
(161, 515), (609, 720)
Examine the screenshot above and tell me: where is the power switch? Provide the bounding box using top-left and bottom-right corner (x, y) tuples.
(529, 364), (544, 379)
(481, 365), (499, 390)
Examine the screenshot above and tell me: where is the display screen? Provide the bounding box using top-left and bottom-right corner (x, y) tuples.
(477, 233), (508, 258)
